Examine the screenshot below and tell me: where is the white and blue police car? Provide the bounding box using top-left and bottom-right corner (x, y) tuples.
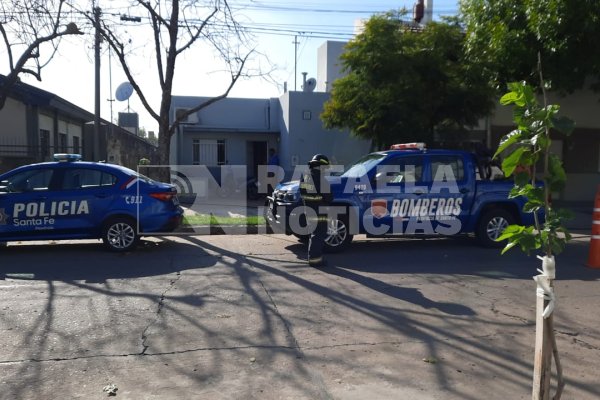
(0, 154), (183, 251)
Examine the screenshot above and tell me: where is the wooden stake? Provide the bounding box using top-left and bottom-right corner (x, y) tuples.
(548, 315), (565, 400)
(532, 275), (552, 400)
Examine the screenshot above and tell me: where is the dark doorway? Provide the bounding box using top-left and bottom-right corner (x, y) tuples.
(249, 141), (268, 178)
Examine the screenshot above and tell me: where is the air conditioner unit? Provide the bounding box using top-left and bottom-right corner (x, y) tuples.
(175, 108), (200, 124)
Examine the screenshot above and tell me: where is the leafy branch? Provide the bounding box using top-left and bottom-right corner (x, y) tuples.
(494, 81), (575, 256)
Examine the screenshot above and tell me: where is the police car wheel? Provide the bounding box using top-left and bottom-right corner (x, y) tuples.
(102, 217), (139, 252)
(476, 209), (514, 248)
(324, 215), (353, 253)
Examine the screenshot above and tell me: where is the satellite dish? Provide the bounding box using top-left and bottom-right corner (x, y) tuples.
(115, 82), (134, 101)
(303, 77), (317, 92)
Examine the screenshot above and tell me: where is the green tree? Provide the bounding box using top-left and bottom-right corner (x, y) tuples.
(495, 79), (574, 400)
(321, 12), (494, 149)
(460, 0), (600, 93)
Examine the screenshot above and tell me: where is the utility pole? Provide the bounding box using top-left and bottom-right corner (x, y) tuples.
(107, 47), (114, 126)
(93, 6), (101, 161)
(293, 35), (299, 91)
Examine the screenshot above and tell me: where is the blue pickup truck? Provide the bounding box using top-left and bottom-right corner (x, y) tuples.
(265, 143), (536, 252)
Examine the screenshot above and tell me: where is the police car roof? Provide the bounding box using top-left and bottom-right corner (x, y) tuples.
(1, 160), (138, 177)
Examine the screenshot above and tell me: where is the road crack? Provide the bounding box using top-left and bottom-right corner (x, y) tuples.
(140, 270), (182, 355)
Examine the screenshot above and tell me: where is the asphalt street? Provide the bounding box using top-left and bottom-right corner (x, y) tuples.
(0, 232), (598, 400)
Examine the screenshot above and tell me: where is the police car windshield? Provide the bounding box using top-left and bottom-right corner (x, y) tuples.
(342, 153), (387, 178)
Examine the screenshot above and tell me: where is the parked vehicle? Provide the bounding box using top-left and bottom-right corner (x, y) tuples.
(265, 143), (538, 252)
(217, 170), (264, 201)
(0, 154), (183, 251)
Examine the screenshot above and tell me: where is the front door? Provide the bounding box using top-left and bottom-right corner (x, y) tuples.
(0, 167), (58, 239)
(358, 154), (426, 236)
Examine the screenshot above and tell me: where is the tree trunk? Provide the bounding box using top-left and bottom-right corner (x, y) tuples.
(153, 123), (172, 183)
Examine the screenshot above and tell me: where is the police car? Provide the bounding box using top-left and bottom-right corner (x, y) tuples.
(265, 143), (537, 252)
(0, 154), (183, 251)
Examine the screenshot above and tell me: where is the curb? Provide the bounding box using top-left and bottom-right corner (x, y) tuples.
(178, 224), (276, 235)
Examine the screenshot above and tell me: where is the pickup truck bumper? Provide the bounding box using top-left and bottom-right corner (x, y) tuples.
(264, 196), (301, 235)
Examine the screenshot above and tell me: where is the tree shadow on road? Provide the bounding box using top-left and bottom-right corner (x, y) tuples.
(0, 238), (217, 282)
(318, 236), (598, 282)
(323, 266), (476, 316)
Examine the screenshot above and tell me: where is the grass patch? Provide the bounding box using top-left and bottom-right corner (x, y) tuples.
(183, 213), (264, 226)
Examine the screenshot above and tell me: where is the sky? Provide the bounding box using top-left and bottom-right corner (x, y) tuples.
(14, 0), (460, 136)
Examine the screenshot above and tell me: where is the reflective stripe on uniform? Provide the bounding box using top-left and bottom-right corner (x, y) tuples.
(303, 195), (323, 201)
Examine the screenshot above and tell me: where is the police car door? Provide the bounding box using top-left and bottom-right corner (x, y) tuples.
(425, 154), (475, 235)
(364, 155), (425, 235)
(55, 167), (118, 234)
(0, 167), (59, 239)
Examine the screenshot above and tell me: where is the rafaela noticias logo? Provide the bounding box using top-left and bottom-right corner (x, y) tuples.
(0, 208), (7, 225)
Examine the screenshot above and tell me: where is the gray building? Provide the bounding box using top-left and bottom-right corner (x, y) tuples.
(169, 91), (371, 178)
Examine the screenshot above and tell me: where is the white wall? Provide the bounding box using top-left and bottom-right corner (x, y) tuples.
(491, 88), (600, 129)
(39, 113), (53, 133)
(171, 96), (279, 132)
(317, 41), (347, 93)
(280, 91), (371, 175)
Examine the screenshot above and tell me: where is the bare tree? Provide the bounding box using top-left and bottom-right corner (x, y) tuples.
(80, 0), (255, 172)
(0, 0), (83, 109)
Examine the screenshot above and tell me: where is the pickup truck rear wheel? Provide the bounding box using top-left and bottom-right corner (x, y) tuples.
(324, 214), (353, 253)
(476, 209), (515, 248)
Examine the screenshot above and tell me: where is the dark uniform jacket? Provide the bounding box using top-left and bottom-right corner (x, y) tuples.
(300, 168), (332, 210)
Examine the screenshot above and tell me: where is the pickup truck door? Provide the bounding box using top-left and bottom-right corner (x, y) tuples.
(426, 154), (475, 234)
(358, 154), (426, 235)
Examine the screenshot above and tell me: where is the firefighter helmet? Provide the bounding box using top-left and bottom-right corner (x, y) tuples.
(308, 154), (330, 167)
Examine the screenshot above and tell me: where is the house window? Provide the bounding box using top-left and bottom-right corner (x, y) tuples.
(59, 133), (67, 152)
(40, 129), (50, 159)
(72, 136), (80, 154)
(192, 139), (227, 166)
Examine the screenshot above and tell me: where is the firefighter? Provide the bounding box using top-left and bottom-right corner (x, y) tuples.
(300, 154), (332, 268)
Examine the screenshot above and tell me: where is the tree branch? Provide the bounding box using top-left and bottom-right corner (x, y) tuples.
(168, 50), (251, 136)
(176, 7), (218, 56)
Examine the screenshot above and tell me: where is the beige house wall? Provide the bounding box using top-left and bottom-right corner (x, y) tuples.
(0, 98), (26, 142)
